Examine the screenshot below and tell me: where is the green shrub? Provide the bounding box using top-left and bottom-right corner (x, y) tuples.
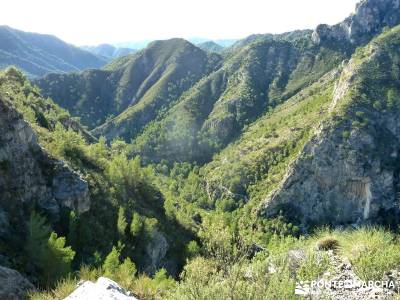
(297, 251), (331, 281)
(338, 228), (400, 280)
(117, 207), (128, 239)
(25, 213), (75, 287)
(103, 246), (121, 277)
(316, 236), (339, 251)
(185, 240), (201, 259)
(387, 88), (400, 110)
(130, 212), (143, 238)
(28, 277), (77, 300)
(373, 100), (383, 111)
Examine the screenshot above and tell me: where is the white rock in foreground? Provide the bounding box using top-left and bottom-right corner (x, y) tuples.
(64, 277), (137, 300)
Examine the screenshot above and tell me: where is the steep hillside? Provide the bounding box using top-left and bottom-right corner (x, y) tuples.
(130, 0), (400, 166)
(131, 35), (347, 164)
(150, 68), (339, 232)
(200, 69), (338, 211)
(141, 0), (400, 235)
(262, 25), (400, 229)
(226, 30), (312, 52)
(37, 39), (222, 133)
(0, 26), (106, 77)
(0, 68), (90, 247)
(0, 68), (192, 290)
(5, 0), (400, 299)
(81, 44), (136, 59)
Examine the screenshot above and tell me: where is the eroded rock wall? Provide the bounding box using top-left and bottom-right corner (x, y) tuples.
(0, 97), (90, 237)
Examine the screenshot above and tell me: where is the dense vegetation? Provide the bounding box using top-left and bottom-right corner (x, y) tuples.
(2, 1), (400, 299)
(5, 25), (400, 299)
(36, 39), (222, 130)
(0, 68), (193, 293)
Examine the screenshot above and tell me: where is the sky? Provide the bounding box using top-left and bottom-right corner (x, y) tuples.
(1, 0), (359, 46)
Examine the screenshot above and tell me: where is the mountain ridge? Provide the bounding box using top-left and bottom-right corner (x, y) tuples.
(81, 43), (136, 59)
(0, 25), (107, 77)
(3, 0), (400, 298)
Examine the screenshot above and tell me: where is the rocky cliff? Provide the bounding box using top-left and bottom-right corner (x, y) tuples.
(312, 0), (400, 46)
(0, 94), (90, 239)
(262, 26), (400, 229)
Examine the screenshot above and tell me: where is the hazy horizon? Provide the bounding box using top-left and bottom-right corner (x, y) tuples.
(1, 0), (359, 46)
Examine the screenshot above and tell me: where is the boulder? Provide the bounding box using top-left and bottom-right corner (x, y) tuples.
(0, 266), (34, 300)
(64, 277), (137, 300)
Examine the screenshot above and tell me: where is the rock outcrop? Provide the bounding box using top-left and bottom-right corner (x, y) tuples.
(312, 0), (400, 46)
(64, 277), (137, 300)
(0, 96), (90, 236)
(262, 121), (399, 228)
(262, 28), (400, 229)
(144, 229), (169, 274)
(0, 266), (34, 300)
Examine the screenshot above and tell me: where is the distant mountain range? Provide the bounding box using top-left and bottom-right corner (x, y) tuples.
(196, 41), (225, 53)
(81, 44), (137, 59)
(0, 25), (107, 77)
(36, 39), (222, 130)
(0, 26), (237, 77)
(114, 38), (237, 50)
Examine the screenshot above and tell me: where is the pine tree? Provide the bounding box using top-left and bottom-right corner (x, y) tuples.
(25, 213), (75, 286)
(130, 212), (143, 238)
(42, 232), (75, 284)
(117, 206), (127, 239)
(103, 246), (121, 277)
(119, 257), (137, 279)
(68, 211), (78, 250)
(25, 212), (50, 267)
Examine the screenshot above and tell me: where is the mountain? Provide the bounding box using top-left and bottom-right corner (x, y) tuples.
(263, 25), (400, 229)
(81, 44), (136, 59)
(4, 0), (400, 298)
(38, 31), (347, 164)
(197, 41), (224, 53)
(189, 38), (238, 47)
(116, 38), (238, 51)
(130, 31), (347, 164)
(0, 26), (107, 77)
(227, 29), (313, 51)
(36, 38), (222, 132)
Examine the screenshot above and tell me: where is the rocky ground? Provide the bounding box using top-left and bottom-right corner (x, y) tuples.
(295, 250), (399, 299)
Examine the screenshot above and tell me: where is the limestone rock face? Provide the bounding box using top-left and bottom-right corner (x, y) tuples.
(262, 122), (399, 228)
(262, 39), (400, 229)
(64, 277), (137, 300)
(0, 266), (34, 300)
(0, 97), (90, 236)
(144, 229), (169, 274)
(312, 0), (400, 45)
